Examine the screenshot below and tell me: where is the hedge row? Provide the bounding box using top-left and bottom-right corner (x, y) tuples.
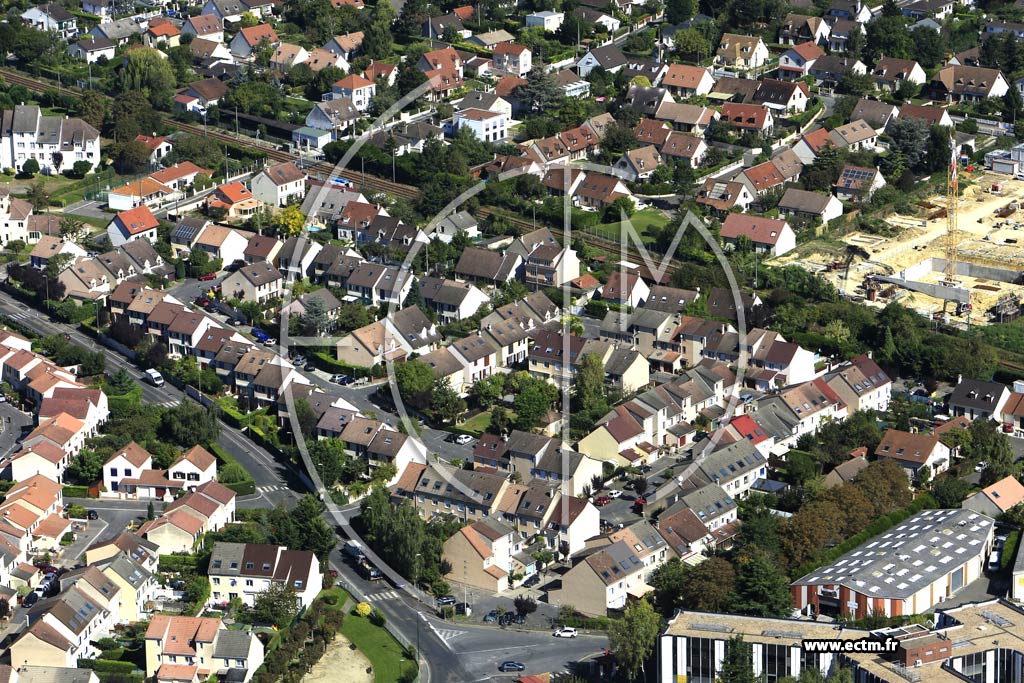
(78, 659), (138, 674)
(207, 442), (257, 496)
(62, 485), (90, 499)
(792, 492), (938, 579)
(559, 615), (615, 631)
(309, 351), (383, 378)
(159, 554), (200, 573)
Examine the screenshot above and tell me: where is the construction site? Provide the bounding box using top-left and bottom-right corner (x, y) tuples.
(775, 167), (1024, 328)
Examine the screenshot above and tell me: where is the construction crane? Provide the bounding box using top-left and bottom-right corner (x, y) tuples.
(942, 131), (972, 321)
(943, 130), (960, 289)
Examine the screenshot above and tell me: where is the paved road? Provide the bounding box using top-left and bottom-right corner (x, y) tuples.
(63, 199), (114, 221)
(0, 288), (605, 681)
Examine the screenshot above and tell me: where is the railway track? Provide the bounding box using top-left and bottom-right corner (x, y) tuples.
(3, 68), (678, 275)
(0, 69), (422, 201)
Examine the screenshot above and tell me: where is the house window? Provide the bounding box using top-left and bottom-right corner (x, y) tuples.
(213, 578), (220, 585)
(109, 467), (118, 477)
(246, 580), (253, 587)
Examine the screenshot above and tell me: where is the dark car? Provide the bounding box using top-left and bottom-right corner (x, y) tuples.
(498, 613), (513, 626)
(22, 592), (39, 607)
(304, 362), (316, 371)
(196, 297), (212, 309)
(513, 614), (526, 625)
(339, 375), (355, 385)
(484, 610), (498, 622)
(87, 510), (98, 520)
(498, 662), (525, 673)
(523, 574), (540, 587)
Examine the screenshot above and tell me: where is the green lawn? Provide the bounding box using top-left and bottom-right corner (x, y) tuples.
(590, 208), (671, 240)
(458, 411), (492, 435)
(341, 606), (414, 683)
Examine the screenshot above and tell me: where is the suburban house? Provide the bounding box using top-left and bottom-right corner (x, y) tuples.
(778, 188), (844, 225)
(250, 162), (306, 208)
(441, 518), (519, 592)
(719, 214), (797, 257)
(874, 429), (951, 482)
(107, 206), (159, 248)
(715, 34), (769, 70)
(207, 542), (321, 609)
(948, 378), (1010, 420)
(220, 261), (284, 305)
(963, 476), (1024, 517)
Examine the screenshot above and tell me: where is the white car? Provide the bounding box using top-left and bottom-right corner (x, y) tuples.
(553, 627), (578, 638)
(975, 461), (988, 472)
(455, 434), (473, 445)
(607, 489), (622, 499)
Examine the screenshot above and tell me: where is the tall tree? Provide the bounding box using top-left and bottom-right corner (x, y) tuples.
(665, 0), (696, 24)
(608, 599), (661, 681)
(572, 353), (606, 411)
(431, 379), (466, 424)
(514, 66), (563, 114)
(118, 48), (177, 109)
(730, 549), (793, 617)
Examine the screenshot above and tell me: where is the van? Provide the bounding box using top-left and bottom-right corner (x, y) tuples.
(145, 369), (164, 387)
(989, 549), (1001, 572)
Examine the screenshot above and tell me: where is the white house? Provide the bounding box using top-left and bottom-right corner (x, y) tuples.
(453, 108), (508, 143)
(0, 105), (101, 175)
(21, 4), (77, 40)
(874, 429), (951, 482)
(250, 161), (307, 208)
(107, 206), (159, 247)
(207, 542), (322, 610)
(719, 214), (797, 257)
(525, 11), (563, 31)
(103, 442), (153, 494)
(491, 43), (532, 77)
(168, 445), (218, 489)
(328, 74), (376, 112)
(67, 36), (116, 63)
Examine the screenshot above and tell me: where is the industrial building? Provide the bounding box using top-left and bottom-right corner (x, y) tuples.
(790, 508), (995, 619)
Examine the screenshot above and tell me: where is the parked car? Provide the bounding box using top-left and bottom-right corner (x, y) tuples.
(196, 297), (211, 309)
(436, 595), (457, 606)
(594, 496), (610, 506)
(607, 490), (622, 499)
(976, 461), (989, 472)
(989, 549), (1002, 572)
(330, 374), (346, 383)
(339, 375), (355, 385)
(87, 510), (98, 520)
(512, 614), (526, 625)
(498, 662), (525, 673)
(454, 434), (473, 445)
(553, 627), (578, 638)
(304, 362), (315, 371)
(253, 329), (269, 343)
(198, 272), (218, 281)
(264, 338), (278, 347)
(22, 592), (38, 607)
(484, 610), (498, 622)
(523, 574), (540, 587)
(293, 355), (307, 365)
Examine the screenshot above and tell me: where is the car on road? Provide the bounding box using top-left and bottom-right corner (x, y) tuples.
(22, 591), (38, 607)
(607, 489), (622, 499)
(436, 595), (457, 606)
(553, 627), (578, 638)
(454, 434), (473, 445)
(304, 362), (315, 371)
(144, 369), (164, 387)
(330, 374), (346, 383)
(198, 272), (218, 281)
(484, 610), (498, 622)
(593, 495), (610, 506)
(640, 465), (652, 474)
(264, 338), (278, 347)
(253, 328), (269, 343)
(87, 510), (98, 520)
(293, 355), (307, 365)
(498, 662), (525, 672)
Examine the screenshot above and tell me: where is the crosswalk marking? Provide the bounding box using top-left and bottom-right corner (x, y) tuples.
(363, 590), (398, 602)
(257, 485), (286, 493)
